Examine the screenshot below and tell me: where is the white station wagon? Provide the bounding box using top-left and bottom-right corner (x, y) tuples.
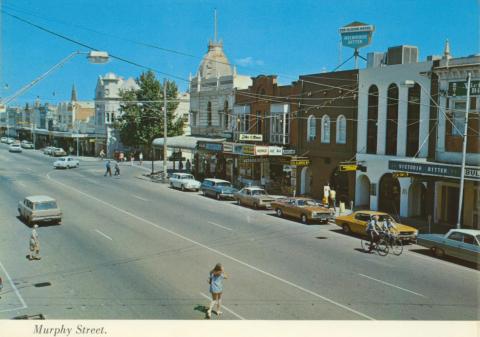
(53, 156), (79, 169)
(169, 173), (201, 191)
(18, 195), (62, 225)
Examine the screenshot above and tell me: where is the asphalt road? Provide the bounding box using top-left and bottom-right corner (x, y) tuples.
(0, 143), (478, 320)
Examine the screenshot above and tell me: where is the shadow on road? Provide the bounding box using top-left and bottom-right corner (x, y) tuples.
(16, 216), (61, 228)
(408, 248), (479, 270)
(194, 305), (210, 319)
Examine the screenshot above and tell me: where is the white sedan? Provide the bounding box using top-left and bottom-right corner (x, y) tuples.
(53, 156), (79, 169)
(169, 173), (201, 191)
(9, 144), (22, 153)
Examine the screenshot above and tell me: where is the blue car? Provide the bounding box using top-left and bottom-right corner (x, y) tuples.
(200, 178), (238, 200)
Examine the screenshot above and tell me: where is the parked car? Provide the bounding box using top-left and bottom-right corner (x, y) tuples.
(43, 146), (55, 155)
(18, 195), (62, 226)
(169, 173), (201, 191)
(53, 156), (79, 169)
(200, 178), (238, 200)
(52, 147), (67, 157)
(6, 138), (15, 144)
(417, 229), (480, 264)
(20, 140), (34, 149)
(271, 197), (332, 224)
(0, 137), (7, 143)
(234, 186), (276, 209)
(335, 210), (418, 242)
(8, 143), (22, 153)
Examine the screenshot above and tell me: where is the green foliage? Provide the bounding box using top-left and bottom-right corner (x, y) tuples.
(117, 71), (183, 150)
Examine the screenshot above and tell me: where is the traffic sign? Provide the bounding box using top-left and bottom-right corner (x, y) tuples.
(339, 164), (358, 172)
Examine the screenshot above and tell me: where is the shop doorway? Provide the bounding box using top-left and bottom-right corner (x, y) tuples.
(300, 167), (311, 196)
(440, 185), (459, 226)
(356, 174), (371, 209)
(378, 173), (401, 216)
(330, 168), (350, 203)
(408, 182), (426, 217)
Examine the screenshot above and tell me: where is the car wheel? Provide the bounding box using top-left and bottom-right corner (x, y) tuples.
(170, 182), (174, 189)
(216, 193), (221, 200)
(276, 208), (283, 217)
(202, 190), (206, 196)
(301, 214), (308, 224)
(342, 224), (351, 234)
(181, 185), (185, 191)
(434, 247), (445, 258)
(236, 199), (241, 205)
(253, 202), (259, 209)
(76, 163), (79, 168)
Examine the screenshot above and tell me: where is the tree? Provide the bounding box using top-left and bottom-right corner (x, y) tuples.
(117, 71), (183, 155)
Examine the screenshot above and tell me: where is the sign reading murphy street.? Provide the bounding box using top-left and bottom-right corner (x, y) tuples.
(389, 160), (480, 181)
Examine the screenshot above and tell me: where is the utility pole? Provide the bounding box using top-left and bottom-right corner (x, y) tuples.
(456, 72), (471, 229)
(163, 78), (168, 182)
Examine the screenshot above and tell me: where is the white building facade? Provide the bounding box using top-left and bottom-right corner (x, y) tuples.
(355, 51), (433, 218)
(94, 72), (139, 156)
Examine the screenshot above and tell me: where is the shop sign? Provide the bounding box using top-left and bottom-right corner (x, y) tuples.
(448, 80), (480, 97)
(240, 157), (265, 164)
(233, 144), (244, 155)
(283, 165), (293, 172)
(239, 134), (263, 141)
(290, 158), (310, 167)
(389, 160), (480, 181)
(339, 164), (358, 172)
(242, 144), (255, 155)
(223, 142), (234, 153)
(269, 146), (283, 156)
(282, 149), (296, 155)
(392, 172), (410, 179)
(198, 141), (223, 152)
(222, 132), (233, 140)
(255, 146), (269, 156)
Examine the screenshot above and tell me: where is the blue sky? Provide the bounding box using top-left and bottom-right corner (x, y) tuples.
(2, 0), (478, 105)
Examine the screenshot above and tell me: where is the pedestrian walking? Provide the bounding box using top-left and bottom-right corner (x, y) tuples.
(130, 153), (134, 166)
(99, 149), (105, 160)
(114, 161), (120, 176)
(139, 152), (143, 166)
(104, 160), (112, 177)
(28, 225), (41, 260)
(186, 159), (191, 172)
(119, 152), (124, 162)
(179, 160), (184, 171)
(206, 263), (228, 318)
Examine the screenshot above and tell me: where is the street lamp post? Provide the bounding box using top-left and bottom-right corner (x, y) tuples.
(163, 78), (168, 182)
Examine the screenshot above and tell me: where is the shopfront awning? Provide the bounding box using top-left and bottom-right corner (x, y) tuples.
(389, 159), (480, 182)
(152, 135), (225, 150)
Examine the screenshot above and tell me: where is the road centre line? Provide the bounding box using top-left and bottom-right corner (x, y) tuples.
(199, 292), (245, 320)
(207, 221), (233, 231)
(358, 273), (426, 298)
(45, 171), (375, 320)
(133, 195), (149, 202)
(94, 229), (113, 241)
(0, 260), (28, 310)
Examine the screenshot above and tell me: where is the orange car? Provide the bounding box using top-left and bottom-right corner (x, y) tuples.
(271, 197), (332, 224)
(335, 210), (418, 241)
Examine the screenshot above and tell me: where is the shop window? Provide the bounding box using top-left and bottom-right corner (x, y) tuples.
(336, 115), (346, 144)
(224, 101), (229, 129)
(386, 83), (399, 155)
(367, 85), (378, 154)
(406, 83), (420, 156)
(321, 115), (330, 143)
(307, 115), (316, 142)
(207, 102), (212, 127)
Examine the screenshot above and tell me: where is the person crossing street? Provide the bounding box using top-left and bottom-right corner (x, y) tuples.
(28, 225), (41, 260)
(206, 263), (228, 319)
(104, 160), (112, 177)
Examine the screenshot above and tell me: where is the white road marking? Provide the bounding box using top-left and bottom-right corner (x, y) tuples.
(94, 229), (113, 241)
(199, 292), (245, 320)
(0, 260), (28, 310)
(358, 273), (426, 298)
(207, 221), (233, 231)
(133, 195), (148, 202)
(46, 171), (375, 320)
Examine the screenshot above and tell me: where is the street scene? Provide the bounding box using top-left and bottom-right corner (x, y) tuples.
(0, 0), (479, 327)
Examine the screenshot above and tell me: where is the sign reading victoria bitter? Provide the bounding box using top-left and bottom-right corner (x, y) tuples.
(389, 160), (480, 181)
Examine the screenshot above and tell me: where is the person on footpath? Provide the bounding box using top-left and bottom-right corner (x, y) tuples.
(179, 160), (184, 172)
(139, 152), (143, 166)
(28, 225), (41, 260)
(206, 263), (228, 319)
(104, 160), (112, 177)
(185, 159), (191, 172)
(99, 149), (105, 160)
(130, 153), (134, 166)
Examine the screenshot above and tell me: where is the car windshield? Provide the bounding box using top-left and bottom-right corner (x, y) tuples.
(35, 201), (57, 210)
(251, 190), (266, 195)
(297, 199), (317, 206)
(182, 175), (194, 180)
(216, 182), (231, 187)
(58, 158), (66, 161)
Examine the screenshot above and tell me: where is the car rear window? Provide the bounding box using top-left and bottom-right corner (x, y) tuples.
(35, 201), (58, 210)
(216, 182), (231, 187)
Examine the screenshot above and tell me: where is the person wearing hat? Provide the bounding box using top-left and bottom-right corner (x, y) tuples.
(29, 225), (41, 260)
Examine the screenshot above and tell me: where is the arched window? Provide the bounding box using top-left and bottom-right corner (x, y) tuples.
(224, 101), (229, 128)
(336, 115), (346, 144)
(307, 115), (316, 142)
(386, 83), (399, 155)
(321, 115), (330, 143)
(406, 83), (421, 157)
(367, 85), (378, 154)
(207, 101), (212, 127)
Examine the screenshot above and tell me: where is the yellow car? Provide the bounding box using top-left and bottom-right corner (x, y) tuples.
(335, 210), (418, 242)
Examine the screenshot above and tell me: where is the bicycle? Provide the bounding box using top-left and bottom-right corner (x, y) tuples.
(385, 232), (403, 256)
(361, 231), (389, 256)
